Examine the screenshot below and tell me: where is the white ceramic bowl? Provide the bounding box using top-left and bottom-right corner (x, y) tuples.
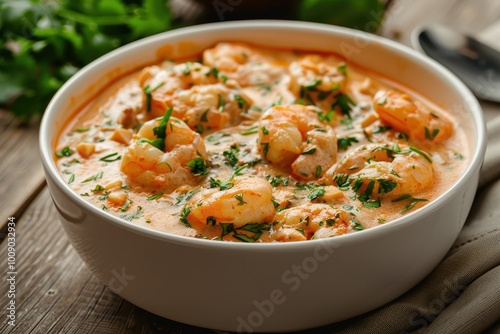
(40, 21), (486, 332)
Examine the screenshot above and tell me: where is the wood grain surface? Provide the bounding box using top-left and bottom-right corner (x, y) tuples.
(1, 0), (500, 333)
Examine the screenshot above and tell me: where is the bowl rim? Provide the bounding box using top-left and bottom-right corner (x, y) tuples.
(39, 19), (487, 251)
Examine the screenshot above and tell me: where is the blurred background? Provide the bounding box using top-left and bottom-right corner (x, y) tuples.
(0, 0), (392, 121)
(3, 0), (499, 122)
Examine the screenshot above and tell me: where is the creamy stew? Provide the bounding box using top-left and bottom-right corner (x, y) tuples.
(56, 42), (469, 242)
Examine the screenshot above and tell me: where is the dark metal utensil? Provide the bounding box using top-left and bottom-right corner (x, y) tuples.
(414, 24), (500, 102)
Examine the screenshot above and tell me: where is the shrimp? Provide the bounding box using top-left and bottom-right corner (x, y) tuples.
(203, 42), (285, 87)
(289, 54), (348, 98)
(184, 177), (275, 229)
(171, 83), (249, 131)
(271, 204), (354, 241)
(333, 143), (434, 200)
(120, 114), (208, 192)
(140, 61), (249, 131)
(373, 90), (454, 142)
(100, 82), (144, 128)
(138, 62), (219, 118)
(258, 104), (337, 180)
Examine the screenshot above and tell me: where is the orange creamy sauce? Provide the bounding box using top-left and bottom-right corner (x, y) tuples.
(56, 42), (469, 242)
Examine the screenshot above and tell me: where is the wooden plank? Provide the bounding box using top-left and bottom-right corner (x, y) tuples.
(0, 187), (219, 334)
(0, 110), (46, 238)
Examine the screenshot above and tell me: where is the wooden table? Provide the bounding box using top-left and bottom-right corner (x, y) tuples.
(2, 1), (500, 332)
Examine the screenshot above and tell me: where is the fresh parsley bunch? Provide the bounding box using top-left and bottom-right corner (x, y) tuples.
(298, 0), (387, 32)
(0, 0), (174, 120)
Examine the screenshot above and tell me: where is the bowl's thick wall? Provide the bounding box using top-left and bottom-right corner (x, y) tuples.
(40, 21), (486, 332)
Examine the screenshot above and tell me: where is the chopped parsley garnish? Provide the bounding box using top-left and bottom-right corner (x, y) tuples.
(351, 177), (363, 192)
(425, 127), (440, 140)
(378, 179), (398, 194)
(143, 81), (165, 112)
(147, 192), (163, 201)
(209, 164), (248, 191)
(261, 126), (269, 135)
(303, 78), (322, 91)
(316, 110), (335, 124)
(200, 109), (209, 122)
(332, 93), (356, 119)
(223, 146), (239, 167)
(175, 189), (201, 205)
(400, 200), (426, 213)
(308, 187), (325, 200)
(62, 170), (75, 184)
(358, 179), (375, 202)
(186, 157), (209, 176)
(373, 126), (392, 134)
(91, 184), (105, 192)
(315, 166), (322, 179)
(206, 66), (219, 78)
(261, 142), (270, 157)
(408, 146), (432, 163)
(121, 206), (143, 221)
(81, 171), (103, 183)
(234, 193), (246, 206)
(206, 216), (217, 226)
(56, 146), (72, 158)
(99, 152), (121, 162)
(392, 194), (412, 202)
(209, 177), (234, 191)
(351, 218), (364, 230)
(62, 159), (80, 167)
(240, 126), (259, 135)
(338, 63), (348, 76)
(372, 145), (396, 160)
(139, 107), (172, 151)
(334, 174), (350, 190)
(183, 62), (193, 75)
(392, 194), (428, 213)
(234, 94), (246, 108)
(226, 223), (271, 242)
(377, 95), (387, 105)
(206, 133), (231, 145)
(153, 107), (172, 141)
(258, 84), (272, 92)
(137, 138), (164, 151)
(220, 223), (235, 237)
(180, 206), (192, 228)
(337, 136), (359, 150)
(397, 132), (409, 141)
(232, 164), (248, 176)
(218, 94), (226, 112)
(301, 147), (316, 155)
(362, 199), (381, 208)
(119, 198), (131, 212)
(269, 176), (289, 187)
